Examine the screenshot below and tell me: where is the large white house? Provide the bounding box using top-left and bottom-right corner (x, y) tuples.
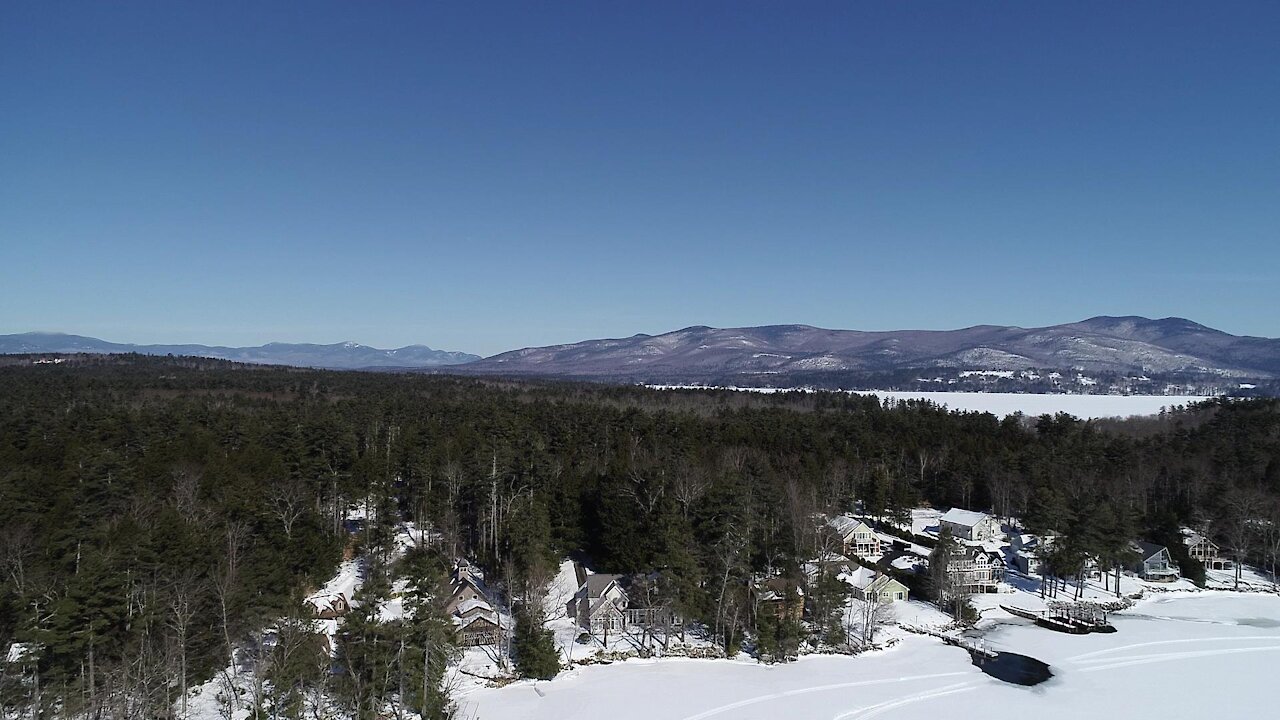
(939, 508), (1001, 542)
(948, 546), (1004, 592)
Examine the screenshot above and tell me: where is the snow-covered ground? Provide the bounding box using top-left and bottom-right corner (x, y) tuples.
(458, 591), (1280, 720)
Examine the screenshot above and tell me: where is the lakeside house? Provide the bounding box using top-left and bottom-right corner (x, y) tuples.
(568, 574), (629, 634)
(1129, 542), (1179, 581)
(939, 508), (1001, 542)
(454, 598), (501, 646)
(446, 562), (501, 646)
(846, 567), (910, 604)
(828, 515), (882, 558)
(1009, 532), (1055, 576)
(755, 577), (805, 622)
(1185, 532), (1230, 570)
(948, 546), (1004, 592)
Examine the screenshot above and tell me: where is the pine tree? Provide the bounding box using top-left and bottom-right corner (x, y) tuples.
(513, 608), (559, 680)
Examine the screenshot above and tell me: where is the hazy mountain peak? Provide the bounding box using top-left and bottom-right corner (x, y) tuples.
(0, 334), (479, 369)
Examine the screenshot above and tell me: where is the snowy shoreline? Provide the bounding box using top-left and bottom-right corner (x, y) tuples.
(461, 591), (1280, 720)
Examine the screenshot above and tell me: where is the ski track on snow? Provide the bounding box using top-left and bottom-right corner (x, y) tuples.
(1066, 635), (1280, 662)
(831, 681), (981, 720)
(679, 672), (969, 720)
(1077, 645), (1280, 673)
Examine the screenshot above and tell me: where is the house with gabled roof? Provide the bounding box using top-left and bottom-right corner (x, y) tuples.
(845, 567), (909, 604)
(1185, 532), (1229, 570)
(453, 598), (501, 646)
(445, 561), (501, 645)
(828, 515), (882, 558)
(1129, 541), (1179, 581)
(567, 573), (629, 634)
(948, 545), (1004, 592)
(307, 593), (350, 620)
(939, 508), (1001, 542)
(444, 569), (488, 616)
(1008, 532), (1056, 576)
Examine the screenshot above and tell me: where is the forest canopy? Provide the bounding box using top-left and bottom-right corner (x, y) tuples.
(1, 354), (1278, 716)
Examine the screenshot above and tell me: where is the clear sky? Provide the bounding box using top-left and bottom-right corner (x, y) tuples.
(2, 2), (1278, 356)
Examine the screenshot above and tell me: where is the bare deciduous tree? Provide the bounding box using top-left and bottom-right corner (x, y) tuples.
(0, 522), (36, 596)
(167, 571), (204, 719)
(268, 479), (309, 540)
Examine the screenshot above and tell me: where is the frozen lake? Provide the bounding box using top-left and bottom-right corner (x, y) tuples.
(458, 592), (1280, 720)
(849, 390), (1210, 419)
(650, 386), (1212, 419)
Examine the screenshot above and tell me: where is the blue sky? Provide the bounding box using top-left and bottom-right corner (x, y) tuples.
(2, 2), (1278, 356)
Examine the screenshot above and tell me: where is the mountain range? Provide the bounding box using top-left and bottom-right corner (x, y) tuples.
(457, 316), (1280, 388)
(0, 333), (479, 370)
(4, 317), (1280, 390)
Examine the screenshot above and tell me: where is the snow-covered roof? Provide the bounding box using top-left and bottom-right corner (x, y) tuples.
(307, 593), (348, 612)
(456, 612), (498, 630)
(454, 598), (493, 616)
(842, 567), (905, 594)
(828, 515), (872, 539)
(940, 508), (991, 528)
(842, 566), (877, 590)
(1184, 532), (1216, 548)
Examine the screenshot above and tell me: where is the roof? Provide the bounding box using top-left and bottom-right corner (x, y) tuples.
(587, 592), (628, 619)
(1135, 541), (1168, 561)
(828, 515), (873, 539)
(451, 571), (485, 592)
(843, 566), (877, 589)
(842, 568), (906, 594)
(869, 574), (908, 594)
(308, 593), (348, 611)
(454, 598), (493, 616)
(1185, 533), (1216, 549)
(582, 573), (622, 599)
(939, 508), (991, 528)
(456, 612), (498, 630)
(757, 576), (804, 601)
(1011, 533), (1037, 550)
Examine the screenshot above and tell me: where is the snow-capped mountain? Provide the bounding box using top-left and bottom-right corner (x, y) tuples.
(458, 316), (1280, 387)
(0, 333), (479, 369)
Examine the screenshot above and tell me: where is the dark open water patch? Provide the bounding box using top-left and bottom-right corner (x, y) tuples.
(971, 651), (1053, 686)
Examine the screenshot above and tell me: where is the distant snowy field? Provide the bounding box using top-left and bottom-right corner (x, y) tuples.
(649, 386), (1211, 419)
(459, 592), (1280, 720)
